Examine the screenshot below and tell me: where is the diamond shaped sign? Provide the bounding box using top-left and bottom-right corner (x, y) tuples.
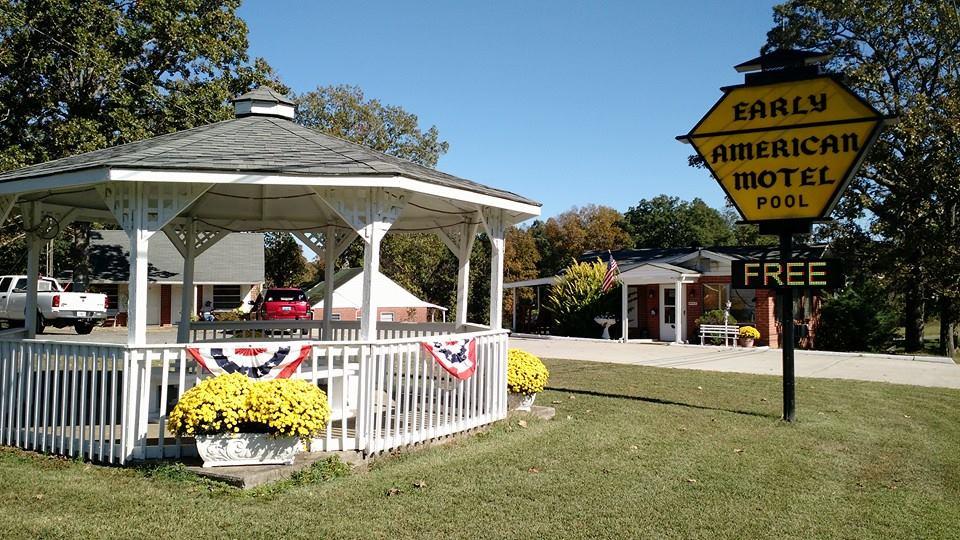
(679, 76), (885, 223)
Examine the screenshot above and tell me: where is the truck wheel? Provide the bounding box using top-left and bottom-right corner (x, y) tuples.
(36, 313), (45, 335)
(74, 321), (94, 335)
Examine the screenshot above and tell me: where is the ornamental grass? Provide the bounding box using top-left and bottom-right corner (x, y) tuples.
(507, 348), (549, 395)
(167, 373), (331, 439)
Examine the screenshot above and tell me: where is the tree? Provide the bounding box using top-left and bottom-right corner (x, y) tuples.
(532, 205), (631, 276)
(767, 0), (960, 352)
(295, 85), (449, 167)
(624, 195), (736, 248)
(504, 226), (541, 327)
(0, 0), (283, 283)
(0, 0), (283, 170)
(264, 233), (312, 288)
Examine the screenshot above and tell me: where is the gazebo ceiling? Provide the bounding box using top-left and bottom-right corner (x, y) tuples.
(0, 87), (540, 230)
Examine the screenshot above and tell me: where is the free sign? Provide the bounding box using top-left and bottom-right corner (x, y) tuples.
(731, 259), (844, 289)
(678, 76), (885, 223)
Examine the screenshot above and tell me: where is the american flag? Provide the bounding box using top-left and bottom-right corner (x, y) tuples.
(601, 253), (620, 292)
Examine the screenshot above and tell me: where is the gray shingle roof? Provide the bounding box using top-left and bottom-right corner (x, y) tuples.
(71, 230), (264, 284)
(0, 114), (539, 207)
(582, 245), (830, 273)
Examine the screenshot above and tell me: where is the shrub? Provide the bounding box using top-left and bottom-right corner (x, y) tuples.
(739, 326), (760, 339)
(696, 309), (737, 326)
(507, 349), (549, 395)
(814, 280), (898, 352)
(546, 258), (619, 337)
(168, 374), (331, 439)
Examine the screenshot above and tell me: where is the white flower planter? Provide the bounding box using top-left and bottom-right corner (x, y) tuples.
(508, 392), (537, 412)
(195, 433), (301, 468)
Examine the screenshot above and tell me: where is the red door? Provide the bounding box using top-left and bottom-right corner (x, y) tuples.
(160, 284), (171, 326)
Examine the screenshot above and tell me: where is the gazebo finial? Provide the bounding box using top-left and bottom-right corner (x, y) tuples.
(232, 86), (296, 119)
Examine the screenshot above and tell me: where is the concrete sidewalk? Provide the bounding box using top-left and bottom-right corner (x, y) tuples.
(510, 337), (960, 389)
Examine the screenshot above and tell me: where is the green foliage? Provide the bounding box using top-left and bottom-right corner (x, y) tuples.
(696, 309), (737, 326)
(625, 195), (736, 248)
(0, 0), (283, 171)
(529, 205), (631, 277)
(0, 0), (282, 278)
(767, 0), (960, 352)
(295, 85), (448, 167)
(546, 259), (618, 337)
(264, 233), (312, 288)
(814, 280), (899, 353)
(289, 456), (352, 485)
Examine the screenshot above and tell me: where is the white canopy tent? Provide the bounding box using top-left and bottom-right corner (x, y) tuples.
(311, 267), (445, 314)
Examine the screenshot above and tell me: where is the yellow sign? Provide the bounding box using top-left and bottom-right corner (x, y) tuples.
(680, 76), (884, 222)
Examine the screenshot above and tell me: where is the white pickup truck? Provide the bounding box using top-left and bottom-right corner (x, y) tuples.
(0, 276), (108, 334)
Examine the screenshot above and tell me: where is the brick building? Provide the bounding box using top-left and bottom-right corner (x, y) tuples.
(507, 245), (827, 348)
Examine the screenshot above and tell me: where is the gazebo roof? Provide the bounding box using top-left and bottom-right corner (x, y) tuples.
(0, 113), (537, 207)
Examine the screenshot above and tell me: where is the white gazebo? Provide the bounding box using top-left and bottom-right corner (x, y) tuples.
(0, 87), (540, 463)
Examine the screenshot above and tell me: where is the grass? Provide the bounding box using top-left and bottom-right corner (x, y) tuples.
(1, 359), (959, 539)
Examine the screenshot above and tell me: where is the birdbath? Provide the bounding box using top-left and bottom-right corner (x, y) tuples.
(594, 315), (617, 340)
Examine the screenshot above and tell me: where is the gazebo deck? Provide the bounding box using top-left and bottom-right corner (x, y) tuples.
(0, 323), (508, 463)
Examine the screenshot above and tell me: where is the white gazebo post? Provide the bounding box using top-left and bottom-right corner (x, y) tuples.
(323, 225), (337, 338)
(675, 279), (685, 344)
(21, 202), (41, 338)
(319, 189), (405, 341)
(435, 221), (478, 331)
(621, 281), (629, 343)
(99, 182), (211, 346)
(482, 209), (505, 330)
(293, 225), (354, 341)
(176, 219), (197, 343)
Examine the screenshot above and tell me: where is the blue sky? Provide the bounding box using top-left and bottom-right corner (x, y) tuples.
(239, 0), (780, 223)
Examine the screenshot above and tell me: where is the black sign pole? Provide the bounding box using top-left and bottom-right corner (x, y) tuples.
(779, 231), (796, 422)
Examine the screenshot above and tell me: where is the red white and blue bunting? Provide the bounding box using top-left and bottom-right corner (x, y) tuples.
(187, 344), (311, 380)
(421, 338), (478, 380)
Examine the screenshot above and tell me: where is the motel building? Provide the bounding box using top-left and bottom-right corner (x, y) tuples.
(505, 245), (829, 348)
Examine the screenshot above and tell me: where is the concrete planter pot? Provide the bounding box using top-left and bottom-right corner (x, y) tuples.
(508, 392), (537, 412)
(196, 433), (301, 468)
(739, 337), (755, 348)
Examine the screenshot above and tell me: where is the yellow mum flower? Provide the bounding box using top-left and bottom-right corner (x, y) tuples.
(507, 349), (549, 395)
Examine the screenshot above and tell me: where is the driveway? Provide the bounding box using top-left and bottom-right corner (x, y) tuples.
(510, 336), (960, 389)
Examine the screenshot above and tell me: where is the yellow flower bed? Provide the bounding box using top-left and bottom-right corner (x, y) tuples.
(507, 348), (549, 395)
(167, 373), (252, 437)
(167, 373), (331, 439)
(246, 379), (332, 438)
(739, 326), (761, 339)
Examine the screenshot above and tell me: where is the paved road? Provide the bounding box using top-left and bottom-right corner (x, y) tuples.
(510, 337), (960, 389)
(32, 327), (960, 389)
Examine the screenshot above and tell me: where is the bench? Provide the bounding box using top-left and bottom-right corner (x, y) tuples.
(699, 324), (740, 347)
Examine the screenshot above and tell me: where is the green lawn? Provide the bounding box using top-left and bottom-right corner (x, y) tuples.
(1, 359), (959, 539)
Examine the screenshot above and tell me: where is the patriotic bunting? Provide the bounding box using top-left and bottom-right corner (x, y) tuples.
(421, 338), (478, 380)
(187, 344), (311, 380)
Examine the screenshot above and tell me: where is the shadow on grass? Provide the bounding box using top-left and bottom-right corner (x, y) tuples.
(547, 386), (779, 420)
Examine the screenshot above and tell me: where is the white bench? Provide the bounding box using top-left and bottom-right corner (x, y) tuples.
(699, 324), (740, 347)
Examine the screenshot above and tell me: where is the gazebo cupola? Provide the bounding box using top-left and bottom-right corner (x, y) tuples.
(231, 86), (296, 119)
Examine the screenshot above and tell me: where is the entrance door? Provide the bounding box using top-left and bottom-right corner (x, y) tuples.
(660, 285), (677, 341)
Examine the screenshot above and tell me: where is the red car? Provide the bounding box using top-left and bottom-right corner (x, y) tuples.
(253, 288), (310, 320)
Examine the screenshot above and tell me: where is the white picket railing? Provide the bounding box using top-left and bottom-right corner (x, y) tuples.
(189, 320), (463, 343)
(0, 328), (509, 463)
